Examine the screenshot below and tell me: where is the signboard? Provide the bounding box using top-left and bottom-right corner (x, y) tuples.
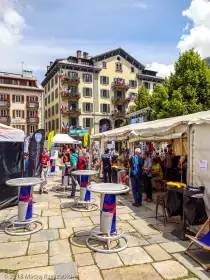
(69, 129), (88, 135)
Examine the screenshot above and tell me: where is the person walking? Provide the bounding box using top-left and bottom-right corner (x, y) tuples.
(129, 148), (144, 207)
(69, 148), (79, 197)
(39, 148), (50, 194)
(143, 152), (153, 202)
(101, 148), (112, 183)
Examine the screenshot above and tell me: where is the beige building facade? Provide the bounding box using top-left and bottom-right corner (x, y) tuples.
(42, 48), (163, 137)
(0, 71), (43, 134)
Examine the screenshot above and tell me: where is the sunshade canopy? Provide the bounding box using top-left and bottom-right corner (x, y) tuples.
(53, 133), (81, 144)
(0, 124), (24, 142)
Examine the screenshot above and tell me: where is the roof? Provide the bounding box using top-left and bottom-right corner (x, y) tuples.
(0, 71), (35, 80)
(138, 73), (164, 82)
(91, 47), (145, 70)
(91, 110), (210, 141)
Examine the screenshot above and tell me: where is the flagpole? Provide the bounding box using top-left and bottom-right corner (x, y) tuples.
(59, 72), (62, 133)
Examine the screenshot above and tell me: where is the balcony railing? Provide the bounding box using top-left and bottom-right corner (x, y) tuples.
(111, 96), (126, 104)
(111, 110), (126, 119)
(0, 100), (10, 107)
(26, 117), (39, 124)
(0, 116), (11, 123)
(61, 108), (81, 116)
(61, 92), (81, 100)
(61, 77), (80, 85)
(111, 80), (129, 91)
(26, 102), (39, 109)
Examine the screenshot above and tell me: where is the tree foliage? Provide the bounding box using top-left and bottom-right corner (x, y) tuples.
(129, 84), (151, 113)
(130, 49), (210, 120)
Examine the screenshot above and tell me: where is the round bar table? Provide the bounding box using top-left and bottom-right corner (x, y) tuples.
(5, 177), (43, 236)
(70, 170), (98, 212)
(86, 183), (130, 253)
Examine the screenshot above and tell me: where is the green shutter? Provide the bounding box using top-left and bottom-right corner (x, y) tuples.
(83, 103), (86, 112)
(100, 89), (102, 98)
(83, 88), (85, 97)
(90, 118), (93, 128)
(100, 104), (103, 113)
(114, 91), (117, 99)
(107, 90), (109, 98)
(108, 104), (110, 113)
(107, 77), (109, 84)
(83, 118), (86, 128)
(100, 76), (102, 84)
(90, 88), (92, 97)
(90, 103), (93, 112)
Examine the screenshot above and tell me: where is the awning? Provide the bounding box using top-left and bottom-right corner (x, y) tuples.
(0, 124), (24, 142)
(53, 134), (81, 144)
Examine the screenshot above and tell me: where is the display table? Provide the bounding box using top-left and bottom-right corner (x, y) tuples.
(86, 183), (130, 253)
(70, 170), (98, 212)
(5, 177), (43, 236)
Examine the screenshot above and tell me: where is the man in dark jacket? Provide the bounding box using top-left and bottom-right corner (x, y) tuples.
(129, 148), (144, 207)
(101, 148), (112, 183)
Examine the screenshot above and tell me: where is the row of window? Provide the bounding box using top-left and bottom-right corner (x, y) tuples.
(0, 94), (39, 103)
(0, 110), (37, 118)
(0, 78), (36, 87)
(102, 60), (135, 73)
(45, 118), (93, 132)
(12, 125), (37, 134)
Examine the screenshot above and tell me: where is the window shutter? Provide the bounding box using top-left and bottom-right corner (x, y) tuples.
(12, 95), (15, 103)
(27, 125), (30, 134)
(21, 96), (24, 103)
(114, 91), (117, 99)
(90, 88), (92, 97)
(83, 103), (86, 112)
(82, 74), (85, 82)
(108, 104), (110, 113)
(7, 94), (10, 101)
(107, 77), (109, 84)
(36, 96), (38, 102)
(100, 76), (103, 84)
(100, 104), (103, 113)
(107, 90), (109, 98)
(100, 89), (102, 98)
(90, 118), (93, 128)
(27, 96), (29, 102)
(90, 103), (93, 112)
(83, 118), (86, 128)
(135, 81), (137, 87)
(22, 111), (24, 118)
(90, 75), (92, 83)
(83, 88), (85, 97)
(13, 110), (15, 118)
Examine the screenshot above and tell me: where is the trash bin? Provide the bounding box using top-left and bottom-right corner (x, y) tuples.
(166, 186), (183, 217)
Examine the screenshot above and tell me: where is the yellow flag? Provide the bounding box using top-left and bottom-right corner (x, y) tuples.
(83, 132), (89, 147)
(48, 131), (55, 151)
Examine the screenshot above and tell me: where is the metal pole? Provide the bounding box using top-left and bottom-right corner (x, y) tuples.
(59, 70), (62, 133)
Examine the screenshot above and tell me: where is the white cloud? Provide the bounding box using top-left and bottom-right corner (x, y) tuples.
(177, 0), (210, 58)
(146, 62), (174, 78)
(131, 2), (151, 9)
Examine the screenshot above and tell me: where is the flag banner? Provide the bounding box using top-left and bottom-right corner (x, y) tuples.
(28, 129), (45, 177)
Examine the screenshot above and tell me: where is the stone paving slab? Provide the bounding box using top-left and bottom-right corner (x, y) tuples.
(0, 253), (48, 269)
(0, 241), (28, 258)
(42, 209), (61, 217)
(62, 211), (83, 219)
(40, 216), (49, 229)
(49, 239), (71, 256)
(131, 211), (156, 219)
(59, 228), (73, 239)
(128, 219), (160, 236)
(118, 247), (153, 265)
(28, 241), (48, 255)
(50, 253), (73, 265)
(118, 213), (134, 221)
(64, 217), (93, 228)
(160, 241), (186, 253)
(70, 236), (91, 254)
(102, 264), (162, 280)
(55, 262), (78, 279)
(118, 221), (136, 233)
(144, 244), (172, 261)
(78, 265), (102, 280)
(95, 252), (123, 269)
(75, 252), (94, 267)
(122, 232), (149, 247)
(49, 216), (64, 229)
(145, 233), (179, 244)
(30, 229), (59, 242)
(153, 260), (188, 280)
(0, 232), (29, 243)
(17, 266), (55, 280)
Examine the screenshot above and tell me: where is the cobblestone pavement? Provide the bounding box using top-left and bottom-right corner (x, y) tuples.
(0, 172), (209, 280)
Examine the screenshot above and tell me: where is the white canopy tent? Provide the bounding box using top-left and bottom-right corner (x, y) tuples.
(53, 134), (81, 144)
(0, 124), (25, 142)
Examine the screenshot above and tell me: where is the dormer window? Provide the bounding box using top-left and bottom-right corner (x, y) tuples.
(102, 62), (107, 69)
(116, 62), (122, 72)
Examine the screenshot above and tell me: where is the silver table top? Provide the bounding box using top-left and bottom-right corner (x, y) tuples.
(6, 177), (43, 187)
(71, 170), (98, 176)
(87, 183), (130, 194)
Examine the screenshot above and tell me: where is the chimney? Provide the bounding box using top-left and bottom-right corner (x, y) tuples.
(83, 52), (88, 59)
(50, 61), (53, 66)
(76, 50), (82, 58)
(47, 66), (50, 71)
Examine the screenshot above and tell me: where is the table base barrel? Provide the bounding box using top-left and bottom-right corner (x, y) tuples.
(100, 194), (116, 234)
(18, 185), (33, 220)
(80, 175), (90, 201)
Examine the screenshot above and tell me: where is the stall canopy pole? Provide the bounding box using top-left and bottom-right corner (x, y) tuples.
(181, 137), (183, 183)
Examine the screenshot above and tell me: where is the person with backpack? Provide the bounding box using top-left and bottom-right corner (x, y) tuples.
(129, 148), (144, 207)
(101, 148), (112, 183)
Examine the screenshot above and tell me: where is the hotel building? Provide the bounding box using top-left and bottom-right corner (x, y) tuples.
(0, 71), (43, 134)
(42, 48), (163, 137)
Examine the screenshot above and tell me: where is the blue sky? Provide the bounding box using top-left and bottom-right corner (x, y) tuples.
(1, 0), (209, 81)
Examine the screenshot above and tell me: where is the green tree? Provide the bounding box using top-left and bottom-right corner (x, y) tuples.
(151, 49), (210, 119)
(129, 84), (151, 113)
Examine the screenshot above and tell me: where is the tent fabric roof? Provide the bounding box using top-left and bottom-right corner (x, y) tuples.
(91, 110), (210, 141)
(0, 124), (24, 142)
(53, 134), (81, 144)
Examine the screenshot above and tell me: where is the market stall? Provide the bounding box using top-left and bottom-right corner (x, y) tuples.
(0, 124), (24, 209)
